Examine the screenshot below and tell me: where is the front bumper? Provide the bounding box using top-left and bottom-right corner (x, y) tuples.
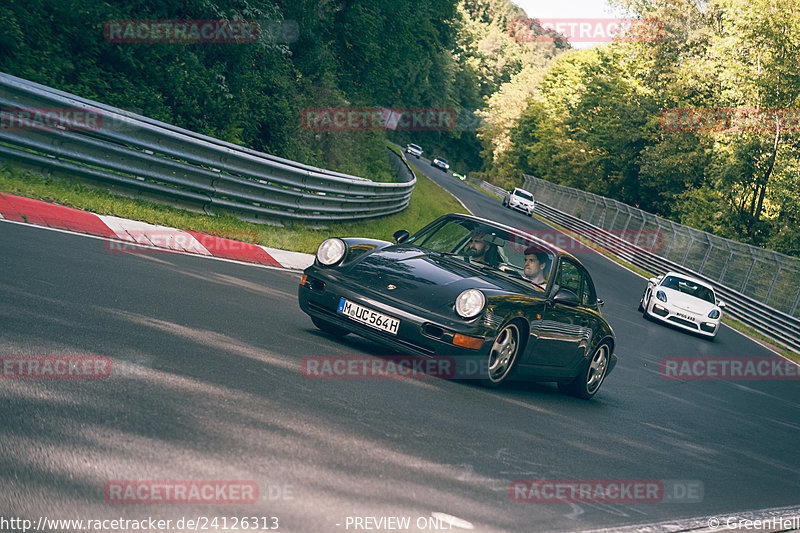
(647, 301), (719, 337)
(507, 200), (534, 215)
(299, 271), (493, 358)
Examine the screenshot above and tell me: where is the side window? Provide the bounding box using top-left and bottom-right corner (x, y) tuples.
(557, 260), (597, 308)
(579, 269), (597, 307)
(556, 260), (582, 296)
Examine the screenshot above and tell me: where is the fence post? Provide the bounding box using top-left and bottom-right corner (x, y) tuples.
(763, 259), (781, 307)
(741, 256), (758, 294)
(719, 248), (734, 283)
(681, 233), (696, 266)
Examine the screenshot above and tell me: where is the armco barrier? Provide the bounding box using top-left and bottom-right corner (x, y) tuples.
(507, 176), (800, 352)
(0, 72), (415, 224)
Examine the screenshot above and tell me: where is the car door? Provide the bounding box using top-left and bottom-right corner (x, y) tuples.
(532, 258), (593, 367)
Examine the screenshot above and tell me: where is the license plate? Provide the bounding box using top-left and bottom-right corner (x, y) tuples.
(676, 312), (695, 321)
(338, 298), (400, 335)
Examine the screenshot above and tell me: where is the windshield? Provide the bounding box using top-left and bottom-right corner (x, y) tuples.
(514, 189), (533, 201)
(408, 219), (555, 289)
(661, 275), (715, 303)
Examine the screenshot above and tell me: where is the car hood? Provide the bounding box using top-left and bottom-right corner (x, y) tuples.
(661, 287), (717, 315)
(341, 246), (534, 313)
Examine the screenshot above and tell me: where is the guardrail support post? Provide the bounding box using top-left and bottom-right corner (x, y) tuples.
(764, 262), (781, 307)
(741, 257), (758, 294)
(791, 287), (800, 317)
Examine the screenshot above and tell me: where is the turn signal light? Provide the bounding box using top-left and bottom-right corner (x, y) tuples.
(453, 333), (484, 350)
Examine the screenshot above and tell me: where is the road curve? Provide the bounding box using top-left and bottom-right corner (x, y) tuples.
(1, 167), (798, 532)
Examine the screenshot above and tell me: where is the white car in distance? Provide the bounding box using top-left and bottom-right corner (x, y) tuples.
(639, 271), (726, 340)
(503, 187), (535, 216)
(406, 143), (423, 158)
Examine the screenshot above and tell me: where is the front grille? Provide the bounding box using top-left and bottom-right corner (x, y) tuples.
(668, 316), (699, 329)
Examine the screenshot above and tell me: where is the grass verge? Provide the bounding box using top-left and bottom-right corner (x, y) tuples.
(0, 154), (465, 254)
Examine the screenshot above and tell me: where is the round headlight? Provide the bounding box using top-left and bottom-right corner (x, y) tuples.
(317, 238), (346, 266)
(455, 289), (485, 319)
(656, 290), (667, 302)
(708, 309), (721, 319)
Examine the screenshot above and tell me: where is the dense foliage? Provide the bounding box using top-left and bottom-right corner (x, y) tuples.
(493, 0), (800, 257)
(2, 0), (796, 256)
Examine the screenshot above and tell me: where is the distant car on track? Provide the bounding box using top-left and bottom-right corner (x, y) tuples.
(406, 143), (423, 158)
(298, 213), (617, 398)
(432, 157), (449, 171)
(503, 187), (535, 216)
(639, 271), (725, 340)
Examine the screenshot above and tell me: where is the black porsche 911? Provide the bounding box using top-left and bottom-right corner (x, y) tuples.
(298, 214), (617, 399)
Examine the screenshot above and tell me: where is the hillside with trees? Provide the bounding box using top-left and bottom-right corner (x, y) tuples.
(493, 0), (800, 257)
(2, 0), (797, 256)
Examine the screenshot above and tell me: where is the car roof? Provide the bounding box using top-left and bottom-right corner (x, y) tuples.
(439, 213), (575, 260)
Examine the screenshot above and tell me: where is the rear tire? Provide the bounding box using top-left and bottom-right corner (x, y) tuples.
(558, 342), (610, 400)
(311, 316), (349, 337)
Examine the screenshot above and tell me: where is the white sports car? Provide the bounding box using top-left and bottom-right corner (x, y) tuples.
(639, 271), (726, 340)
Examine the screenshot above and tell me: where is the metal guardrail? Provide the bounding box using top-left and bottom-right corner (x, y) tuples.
(0, 72), (415, 224)
(503, 176), (800, 352)
(523, 175), (800, 318)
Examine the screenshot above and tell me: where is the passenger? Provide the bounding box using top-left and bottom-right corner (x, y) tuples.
(523, 246), (549, 285)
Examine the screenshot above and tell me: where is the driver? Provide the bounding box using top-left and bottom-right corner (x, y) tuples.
(465, 231), (500, 267)
(523, 246), (548, 285)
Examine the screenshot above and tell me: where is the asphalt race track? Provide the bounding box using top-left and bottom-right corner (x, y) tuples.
(1, 165), (799, 533)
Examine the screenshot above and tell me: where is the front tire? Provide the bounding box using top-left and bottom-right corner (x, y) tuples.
(482, 322), (523, 387)
(641, 292), (651, 319)
(311, 316), (349, 337)
(559, 342), (610, 399)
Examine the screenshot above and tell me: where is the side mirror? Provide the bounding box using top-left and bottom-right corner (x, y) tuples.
(648, 277), (658, 285)
(597, 298), (605, 308)
(717, 301), (726, 309)
(393, 229), (410, 244)
(552, 288), (580, 307)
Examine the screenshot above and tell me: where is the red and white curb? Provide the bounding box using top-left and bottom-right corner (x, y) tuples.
(0, 192), (314, 270)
